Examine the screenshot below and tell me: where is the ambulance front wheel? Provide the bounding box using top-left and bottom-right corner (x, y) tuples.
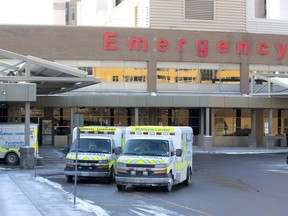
(116, 184), (126, 191)
(165, 173), (173, 192)
(6, 152), (19, 165)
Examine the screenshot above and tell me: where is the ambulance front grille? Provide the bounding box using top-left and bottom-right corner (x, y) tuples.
(126, 164), (155, 168)
(74, 160), (98, 163)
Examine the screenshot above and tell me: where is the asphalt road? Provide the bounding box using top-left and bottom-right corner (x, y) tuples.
(44, 153), (288, 216)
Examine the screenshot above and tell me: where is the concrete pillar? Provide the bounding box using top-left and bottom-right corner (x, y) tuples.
(267, 109), (275, 148)
(256, 109), (264, 147)
(205, 108), (210, 136)
(20, 146), (34, 170)
(249, 109), (257, 147)
(135, 107), (139, 126)
(202, 108), (212, 151)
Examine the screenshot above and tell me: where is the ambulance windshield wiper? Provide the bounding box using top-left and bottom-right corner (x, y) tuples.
(123, 152), (140, 155)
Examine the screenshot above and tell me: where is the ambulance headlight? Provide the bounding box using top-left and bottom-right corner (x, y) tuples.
(98, 160), (108, 165)
(117, 163), (127, 168)
(154, 164), (166, 168)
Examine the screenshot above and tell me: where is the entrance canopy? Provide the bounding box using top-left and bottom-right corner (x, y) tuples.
(0, 49), (101, 95)
(250, 73), (288, 97)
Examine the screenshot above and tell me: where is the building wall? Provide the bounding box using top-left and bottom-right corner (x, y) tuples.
(0, 26), (287, 65)
(150, 0), (246, 32)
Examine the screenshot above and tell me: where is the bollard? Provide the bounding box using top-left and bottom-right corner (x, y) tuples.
(20, 146), (35, 169)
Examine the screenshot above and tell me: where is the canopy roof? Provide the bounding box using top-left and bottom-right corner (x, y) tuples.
(0, 49), (100, 95)
(251, 73), (288, 97)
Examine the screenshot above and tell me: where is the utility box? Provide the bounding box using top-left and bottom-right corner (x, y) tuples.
(20, 146), (35, 169)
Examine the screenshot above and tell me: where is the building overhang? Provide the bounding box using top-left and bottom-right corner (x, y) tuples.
(0, 49), (101, 96)
(250, 73), (288, 97)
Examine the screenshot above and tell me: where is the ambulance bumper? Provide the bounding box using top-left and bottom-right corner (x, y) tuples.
(64, 170), (110, 177)
(115, 176), (171, 186)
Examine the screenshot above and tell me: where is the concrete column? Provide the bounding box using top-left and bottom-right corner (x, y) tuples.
(256, 109), (264, 147)
(267, 109), (275, 148)
(248, 109), (257, 147)
(205, 108), (210, 136)
(135, 107), (139, 126)
(202, 108), (212, 151)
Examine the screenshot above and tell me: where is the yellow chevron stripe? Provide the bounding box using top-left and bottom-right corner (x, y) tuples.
(148, 159), (156, 164)
(126, 159), (134, 164)
(136, 159), (145, 164)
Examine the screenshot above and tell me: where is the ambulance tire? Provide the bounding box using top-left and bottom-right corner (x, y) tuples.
(67, 175), (73, 183)
(183, 168), (191, 186)
(164, 173), (173, 192)
(6, 152), (19, 165)
(116, 184), (126, 191)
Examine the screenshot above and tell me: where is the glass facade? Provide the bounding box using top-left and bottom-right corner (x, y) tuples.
(156, 62), (240, 85)
(214, 109), (251, 137)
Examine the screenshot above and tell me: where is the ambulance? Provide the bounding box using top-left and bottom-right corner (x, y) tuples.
(64, 126), (125, 183)
(0, 124), (38, 165)
(115, 126), (193, 192)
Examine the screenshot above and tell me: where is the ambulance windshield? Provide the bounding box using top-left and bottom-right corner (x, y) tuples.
(123, 139), (169, 156)
(70, 138), (111, 153)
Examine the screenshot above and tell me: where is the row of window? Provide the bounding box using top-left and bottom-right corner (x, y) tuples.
(24, 107), (288, 137)
(79, 65), (288, 84)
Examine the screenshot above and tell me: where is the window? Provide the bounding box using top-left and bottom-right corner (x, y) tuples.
(254, 0), (288, 20)
(124, 76), (146, 82)
(185, 0), (214, 20)
(113, 76), (119, 82)
(78, 67), (93, 75)
(214, 109), (251, 136)
(200, 69), (217, 83)
(71, 6), (76, 21)
(255, 0), (267, 18)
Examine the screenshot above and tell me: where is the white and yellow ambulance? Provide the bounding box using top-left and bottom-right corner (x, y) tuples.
(64, 126), (125, 183)
(0, 124), (38, 165)
(115, 126), (193, 192)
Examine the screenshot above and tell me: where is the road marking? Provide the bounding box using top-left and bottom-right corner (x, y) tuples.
(137, 192), (214, 216)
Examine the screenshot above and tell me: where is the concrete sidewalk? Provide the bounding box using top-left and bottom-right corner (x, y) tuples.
(0, 146), (287, 216)
(0, 170), (94, 216)
(0, 146), (110, 216)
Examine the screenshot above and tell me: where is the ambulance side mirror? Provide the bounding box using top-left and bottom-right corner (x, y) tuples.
(176, 149), (182, 157)
(115, 147), (122, 155)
